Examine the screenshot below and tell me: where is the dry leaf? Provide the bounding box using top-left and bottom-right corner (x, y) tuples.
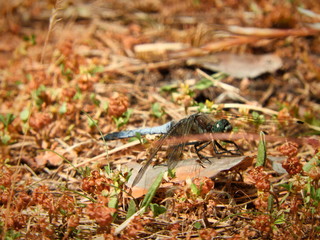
(35, 151), (64, 168)
(187, 53), (283, 78)
(126, 155), (249, 198)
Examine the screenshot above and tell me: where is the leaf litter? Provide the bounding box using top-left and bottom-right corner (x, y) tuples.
(0, 0), (320, 239)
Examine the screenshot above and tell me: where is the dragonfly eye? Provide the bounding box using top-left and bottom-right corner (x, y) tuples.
(212, 119), (232, 132)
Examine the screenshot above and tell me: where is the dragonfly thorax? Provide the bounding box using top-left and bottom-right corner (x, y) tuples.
(211, 119), (232, 133)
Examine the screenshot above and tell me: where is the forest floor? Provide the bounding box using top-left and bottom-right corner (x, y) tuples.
(1, 0), (320, 239)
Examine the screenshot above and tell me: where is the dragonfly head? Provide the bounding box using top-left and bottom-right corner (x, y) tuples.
(212, 119), (232, 133)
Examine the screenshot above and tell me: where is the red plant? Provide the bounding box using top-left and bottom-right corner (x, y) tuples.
(82, 170), (113, 195)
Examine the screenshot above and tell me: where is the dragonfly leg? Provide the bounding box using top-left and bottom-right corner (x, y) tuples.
(194, 141), (212, 163)
(213, 140), (242, 156)
(223, 140), (242, 155)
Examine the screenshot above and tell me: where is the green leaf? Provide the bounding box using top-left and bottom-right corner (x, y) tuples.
(160, 84), (178, 93)
(193, 221), (202, 229)
(79, 166), (92, 178)
(274, 213), (286, 225)
(104, 164), (112, 175)
(190, 182), (201, 196)
(90, 93), (100, 106)
(73, 88), (82, 100)
(0, 115), (5, 126)
(267, 192), (274, 212)
(4, 229), (22, 240)
(167, 168), (176, 178)
(126, 199), (137, 219)
(134, 132), (142, 142)
(113, 109), (133, 129)
(20, 109), (30, 122)
(1, 134), (11, 145)
(23, 34), (36, 45)
(129, 132), (147, 144)
(150, 203), (166, 217)
(88, 65), (104, 75)
(0, 113), (15, 128)
(140, 172), (163, 210)
(256, 131), (267, 167)
(194, 78), (214, 90)
(251, 111), (266, 125)
(151, 102), (164, 118)
(303, 153), (320, 172)
(32, 85), (46, 108)
(108, 195), (119, 216)
(102, 101), (109, 111)
(280, 182), (293, 192)
(87, 118), (98, 128)
(59, 102), (67, 114)
(316, 188), (320, 201)
(60, 64), (73, 80)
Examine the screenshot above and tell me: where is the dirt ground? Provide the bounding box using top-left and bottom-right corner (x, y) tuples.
(0, 0), (320, 239)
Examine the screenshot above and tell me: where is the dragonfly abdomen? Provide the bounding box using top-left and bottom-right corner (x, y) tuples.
(102, 121), (175, 141)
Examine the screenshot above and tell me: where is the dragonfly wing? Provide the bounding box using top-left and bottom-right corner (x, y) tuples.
(166, 115), (197, 170)
(132, 114), (201, 186)
(166, 145), (185, 170)
(131, 132), (171, 186)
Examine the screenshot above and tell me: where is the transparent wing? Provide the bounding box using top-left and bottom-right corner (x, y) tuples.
(166, 117), (195, 170)
(207, 110), (316, 137)
(131, 130), (172, 186)
(132, 115), (196, 186)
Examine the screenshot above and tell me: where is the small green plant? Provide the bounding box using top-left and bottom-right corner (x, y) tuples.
(90, 93), (100, 107)
(87, 117), (98, 128)
(20, 109), (30, 122)
(190, 182), (201, 197)
(101, 101), (109, 111)
(150, 203), (166, 217)
(256, 131), (267, 167)
(59, 102), (67, 114)
(193, 77), (213, 90)
(60, 63), (73, 80)
(193, 221), (202, 230)
(87, 65), (104, 75)
(31, 85), (47, 108)
(113, 109), (133, 129)
(139, 172), (164, 213)
(73, 87), (82, 100)
(20, 109), (30, 134)
(160, 83), (178, 93)
(4, 229), (22, 240)
(129, 132), (147, 144)
(251, 111), (266, 126)
(23, 34), (37, 45)
(151, 102), (164, 118)
(0, 113), (15, 129)
(0, 113), (15, 144)
(126, 199), (137, 219)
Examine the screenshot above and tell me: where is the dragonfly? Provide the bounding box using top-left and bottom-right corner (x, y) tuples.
(102, 112), (242, 186)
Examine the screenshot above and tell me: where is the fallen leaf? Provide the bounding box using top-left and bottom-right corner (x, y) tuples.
(187, 53), (283, 78)
(126, 155), (249, 198)
(35, 151), (64, 168)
